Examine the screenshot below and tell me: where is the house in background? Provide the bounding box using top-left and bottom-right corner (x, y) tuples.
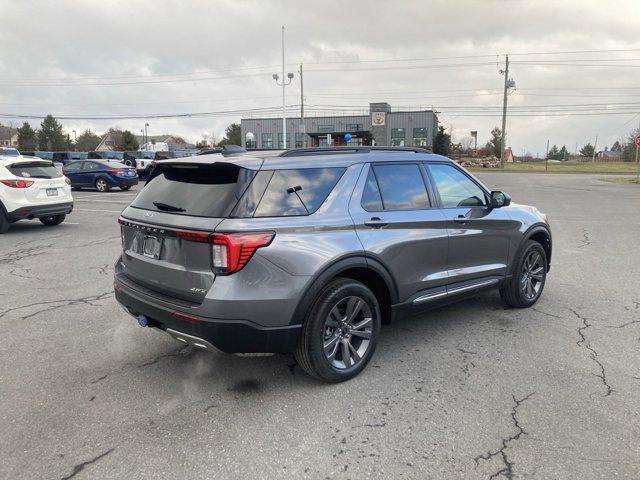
(96, 132), (194, 151)
(503, 147), (515, 162)
(0, 125), (18, 147)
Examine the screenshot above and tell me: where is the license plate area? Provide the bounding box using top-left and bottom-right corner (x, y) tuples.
(142, 235), (163, 259)
(46, 188), (58, 196)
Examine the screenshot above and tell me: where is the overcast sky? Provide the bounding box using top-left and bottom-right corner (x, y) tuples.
(1, 0), (639, 155)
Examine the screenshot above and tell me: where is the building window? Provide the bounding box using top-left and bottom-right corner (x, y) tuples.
(246, 139), (257, 149)
(295, 133), (303, 148)
(346, 123), (363, 132)
(413, 128), (428, 147)
(391, 128), (405, 147)
(346, 136), (363, 146)
(317, 125), (334, 133)
(262, 133), (273, 149)
(278, 133), (290, 149)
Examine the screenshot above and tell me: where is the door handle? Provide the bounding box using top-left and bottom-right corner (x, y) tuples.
(453, 215), (469, 224)
(364, 217), (388, 228)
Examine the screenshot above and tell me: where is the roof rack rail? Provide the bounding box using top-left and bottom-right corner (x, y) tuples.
(279, 146), (432, 157)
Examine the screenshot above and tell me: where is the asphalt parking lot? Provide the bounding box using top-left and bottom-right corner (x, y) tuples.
(1, 173), (639, 479)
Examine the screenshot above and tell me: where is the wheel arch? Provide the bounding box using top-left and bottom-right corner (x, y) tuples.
(513, 224), (552, 273)
(291, 255), (399, 326)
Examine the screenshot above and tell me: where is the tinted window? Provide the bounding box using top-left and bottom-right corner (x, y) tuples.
(231, 170), (273, 217)
(83, 161), (101, 170)
(254, 168), (345, 217)
(371, 164), (430, 210)
(428, 164), (486, 208)
(131, 163), (256, 218)
(361, 168), (383, 211)
(64, 162), (82, 171)
(7, 161), (62, 179)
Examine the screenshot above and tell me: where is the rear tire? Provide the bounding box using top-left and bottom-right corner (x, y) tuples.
(500, 240), (547, 308)
(39, 214), (66, 226)
(95, 178), (109, 192)
(0, 212), (10, 234)
(295, 278), (380, 383)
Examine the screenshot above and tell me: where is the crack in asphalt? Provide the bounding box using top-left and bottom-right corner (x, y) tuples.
(137, 346), (190, 367)
(609, 319), (640, 329)
(0, 291), (114, 320)
(577, 228), (591, 249)
(474, 392), (535, 480)
(60, 448), (114, 480)
(570, 308), (613, 397)
(532, 307), (562, 319)
(0, 244), (53, 265)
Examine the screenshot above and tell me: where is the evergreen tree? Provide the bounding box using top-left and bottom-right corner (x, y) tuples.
(37, 115), (67, 151)
(17, 122), (38, 151)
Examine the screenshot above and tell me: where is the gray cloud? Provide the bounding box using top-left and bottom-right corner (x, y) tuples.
(1, 0), (639, 154)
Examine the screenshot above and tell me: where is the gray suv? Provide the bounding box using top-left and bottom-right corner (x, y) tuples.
(114, 147), (551, 382)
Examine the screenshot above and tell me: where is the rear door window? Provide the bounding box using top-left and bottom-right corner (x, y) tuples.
(7, 161), (62, 179)
(131, 163), (256, 217)
(253, 167), (346, 217)
(365, 163), (430, 211)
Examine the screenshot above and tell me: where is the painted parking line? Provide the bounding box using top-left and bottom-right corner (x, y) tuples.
(74, 208), (123, 213)
(73, 198), (132, 204)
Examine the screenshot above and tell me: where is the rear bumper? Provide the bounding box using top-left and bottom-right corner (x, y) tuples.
(7, 201), (73, 221)
(108, 176), (139, 187)
(114, 276), (301, 353)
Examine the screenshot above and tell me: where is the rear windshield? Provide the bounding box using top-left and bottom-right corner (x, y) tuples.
(8, 161), (63, 179)
(131, 163), (256, 217)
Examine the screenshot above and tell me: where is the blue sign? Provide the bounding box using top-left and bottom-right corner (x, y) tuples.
(344, 133), (352, 141)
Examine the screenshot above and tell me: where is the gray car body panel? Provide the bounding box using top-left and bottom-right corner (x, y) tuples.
(114, 149), (551, 352)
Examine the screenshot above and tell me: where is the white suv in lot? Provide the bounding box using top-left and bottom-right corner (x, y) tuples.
(0, 148), (74, 233)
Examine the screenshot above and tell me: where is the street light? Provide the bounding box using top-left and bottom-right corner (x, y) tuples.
(273, 26), (294, 149)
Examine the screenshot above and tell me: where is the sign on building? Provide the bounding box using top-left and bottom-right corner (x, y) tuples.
(371, 112), (386, 126)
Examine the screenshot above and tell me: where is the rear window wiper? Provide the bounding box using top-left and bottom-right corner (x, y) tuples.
(153, 201), (186, 212)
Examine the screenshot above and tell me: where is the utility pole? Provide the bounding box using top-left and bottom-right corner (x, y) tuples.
(545, 139), (549, 172)
(300, 63), (305, 148)
(591, 134), (598, 162)
(499, 55), (510, 169)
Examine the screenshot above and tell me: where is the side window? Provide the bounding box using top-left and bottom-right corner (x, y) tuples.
(65, 162), (82, 171)
(428, 164), (487, 208)
(254, 167), (345, 217)
(361, 168), (383, 211)
(83, 162), (99, 170)
(370, 163), (430, 211)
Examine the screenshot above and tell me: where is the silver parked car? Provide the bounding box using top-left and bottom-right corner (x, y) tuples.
(114, 147), (552, 382)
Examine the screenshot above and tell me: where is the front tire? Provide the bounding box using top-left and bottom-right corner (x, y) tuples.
(95, 178), (110, 192)
(295, 278), (381, 383)
(500, 240), (547, 307)
(39, 214), (66, 226)
(0, 212), (10, 234)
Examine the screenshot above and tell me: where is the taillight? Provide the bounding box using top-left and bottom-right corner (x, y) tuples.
(64, 177), (71, 185)
(106, 168), (120, 174)
(0, 179), (34, 188)
(210, 232), (274, 275)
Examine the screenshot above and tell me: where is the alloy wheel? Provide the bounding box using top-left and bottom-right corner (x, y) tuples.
(520, 250), (544, 300)
(322, 296), (373, 369)
(96, 179), (107, 192)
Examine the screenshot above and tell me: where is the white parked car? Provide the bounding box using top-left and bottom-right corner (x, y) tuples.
(0, 148), (73, 233)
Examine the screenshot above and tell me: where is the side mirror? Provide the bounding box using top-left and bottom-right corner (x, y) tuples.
(490, 191), (511, 208)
